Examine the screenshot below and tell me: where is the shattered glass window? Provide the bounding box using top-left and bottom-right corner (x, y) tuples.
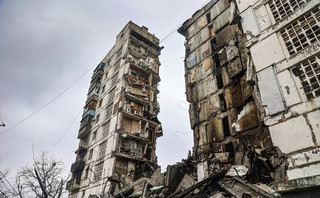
(94, 162), (103, 181)
(269, 0), (311, 22)
(103, 120), (111, 136)
(105, 103), (113, 118)
(98, 140), (107, 160)
(280, 7), (320, 55)
(292, 55), (320, 99)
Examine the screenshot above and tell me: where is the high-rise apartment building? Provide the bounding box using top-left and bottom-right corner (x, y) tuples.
(236, 0), (320, 194)
(66, 21), (163, 198)
(178, 0), (320, 196)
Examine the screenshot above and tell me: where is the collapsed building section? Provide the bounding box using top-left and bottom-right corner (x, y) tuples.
(66, 21), (163, 198)
(178, 0), (279, 189)
(175, 0), (320, 197)
(236, 0), (320, 194)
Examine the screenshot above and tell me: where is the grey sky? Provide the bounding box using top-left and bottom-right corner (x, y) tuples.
(0, 0), (208, 193)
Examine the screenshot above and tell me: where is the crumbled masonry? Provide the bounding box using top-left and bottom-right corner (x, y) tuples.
(67, 0), (320, 197)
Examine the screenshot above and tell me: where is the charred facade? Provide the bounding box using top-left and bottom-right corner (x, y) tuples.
(177, 0), (320, 197)
(67, 21), (163, 198)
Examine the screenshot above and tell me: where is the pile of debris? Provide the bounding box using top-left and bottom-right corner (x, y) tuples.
(107, 153), (280, 198)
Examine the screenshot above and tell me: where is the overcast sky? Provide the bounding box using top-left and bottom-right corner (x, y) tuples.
(0, 0), (208, 193)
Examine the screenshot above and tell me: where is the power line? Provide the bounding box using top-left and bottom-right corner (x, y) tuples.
(0, 63), (97, 136)
(51, 108), (82, 151)
(160, 0), (211, 43)
(0, 171), (16, 196)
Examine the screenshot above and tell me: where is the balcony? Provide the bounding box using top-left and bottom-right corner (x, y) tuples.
(70, 160), (85, 173)
(78, 124), (91, 139)
(80, 114), (94, 128)
(76, 141), (88, 155)
(82, 109), (95, 120)
(66, 179), (80, 191)
(93, 62), (106, 73)
(91, 70), (103, 84)
(85, 93), (98, 106)
(78, 113), (93, 139)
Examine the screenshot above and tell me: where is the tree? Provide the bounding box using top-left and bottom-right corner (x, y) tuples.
(16, 151), (68, 198)
(0, 169), (11, 198)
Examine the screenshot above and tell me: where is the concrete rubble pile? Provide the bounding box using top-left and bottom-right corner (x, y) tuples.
(108, 153), (279, 198)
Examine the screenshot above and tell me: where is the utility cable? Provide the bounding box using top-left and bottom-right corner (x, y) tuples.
(0, 61), (100, 136)
(51, 108), (82, 151)
(160, 0), (211, 43)
(0, 171), (16, 196)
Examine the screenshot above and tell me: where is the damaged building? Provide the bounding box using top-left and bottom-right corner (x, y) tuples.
(174, 0), (320, 197)
(236, 0), (320, 194)
(66, 21), (163, 197)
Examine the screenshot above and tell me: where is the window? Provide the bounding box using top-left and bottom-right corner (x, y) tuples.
(103, 120), (111, 136)
(96, 87), (100, 94)
(280, 8), (320, 55)
(206, 12), (211, 23)
(101, 85), (106, 93)
(88, 149), (93, 160)
(95, 114), (100, 123)
(292, 55), (320, 99)
(216, 73), (223, 89)
(222, 116), (231, 137)
(98, 141), (107, 160)
(108, 88), (116, 103)
(98, 99), (103, 108)
(116, 47), (123, 59)
(105, 103), (113, 118)
(268, 0), (310, 22)
(92, 131), (97, 141)
(94, 162), (103, 181)
(111, 72), (119, 87)
(84, 166), (89, 178)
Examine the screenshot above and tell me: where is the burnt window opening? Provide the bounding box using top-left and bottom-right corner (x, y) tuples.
(209, 25), (214, 38)
(268, 0), (311, 22)
(222, 116), (231, 137)
(146, 148), (152, 160)
(225, 142), (234, 153)
(225, 142), (234, 159)
(98, 99), (103, 108)
(109, 183), (116, 195)
(216, 73), (223, 89)
(280, 7), (320, 55)
(210, 38), (217, 52)
(292, 55), (320, 99)
(214, 54), (221, 69)
(219, 93), (227, 111)
(206, 12), (211, 24)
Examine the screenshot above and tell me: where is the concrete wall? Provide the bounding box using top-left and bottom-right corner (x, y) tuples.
(235, 0), (320, 193)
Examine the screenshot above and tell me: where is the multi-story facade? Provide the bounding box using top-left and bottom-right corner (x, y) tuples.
(236, 0), (320, 193)
(66, 21), (163, 197)
(178, 0), (320, 195)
